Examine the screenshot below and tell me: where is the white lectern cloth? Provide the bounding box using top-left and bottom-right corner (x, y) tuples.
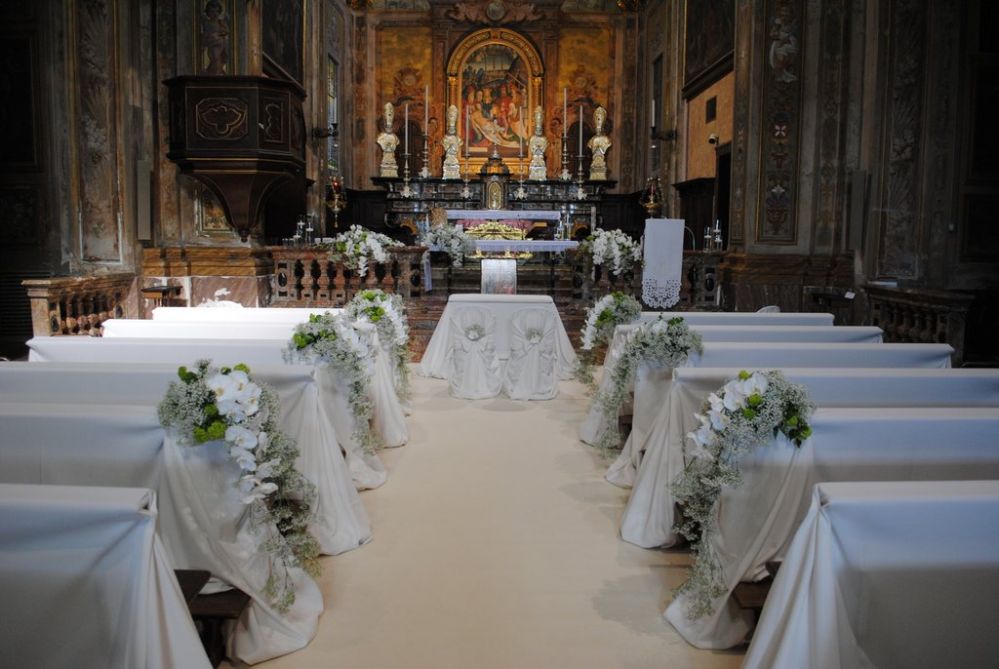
(0, 361), (371, 555)
(420, 294), (577, 380)
(743, 480), (999, 669)
(620, 367), (999, 551)
(26, 336), (396, 490)
(153, 306), (338, 323)
(641, 219), (684, 308)
(0, 484), (211, 669)
(580, 325), (885, 447)
(664, 408), (999, 650)
(0, 403), (322, 664)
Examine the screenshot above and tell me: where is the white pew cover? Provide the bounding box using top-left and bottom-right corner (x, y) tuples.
(0, 402), (323, 664)
(618, 366), (991, 551)
(664, 407), (999, 650)
(420, 294), (577, 381)
(103, 319), (299, 340)
(744, 481), (999, 669)
(0, 484), (211, 669)
(0, 361), (371, 554)
(153, 306), (337, 323)
(638, 311), (835, 326)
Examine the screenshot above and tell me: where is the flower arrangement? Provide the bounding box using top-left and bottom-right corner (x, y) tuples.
(578, 228), (642, 277)
(346, 289), (412, 401)
(420, 225), (473, 267)
(671, 370), (814, 620)
(574, 292), (642, 386)
(330, 225), (402, 278)
(592, 316), (703, 452)
(157, 360), (321, 612)
(286, 312), (381, 453)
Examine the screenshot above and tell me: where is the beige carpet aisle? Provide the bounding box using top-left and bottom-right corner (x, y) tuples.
(251, 370), (745, 669)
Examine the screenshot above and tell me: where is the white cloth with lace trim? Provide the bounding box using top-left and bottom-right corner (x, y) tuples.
(641, 218), (684, 308)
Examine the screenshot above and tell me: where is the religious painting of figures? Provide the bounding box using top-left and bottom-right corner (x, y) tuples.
(262, 0), (303, 84)
(460, 44), (531, 156)
(683, 0), (735, 96)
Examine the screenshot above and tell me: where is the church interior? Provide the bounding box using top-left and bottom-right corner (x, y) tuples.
(1, 1), (999, 668)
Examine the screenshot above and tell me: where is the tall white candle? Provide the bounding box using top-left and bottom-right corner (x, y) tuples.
(578, 105), (583, 157)
(404, 103), (409, 154)
(424, 86), (429, 130)
(651, 99), (656, 128)
(465, 105), (470, 157)
(563, 89), (568, 138)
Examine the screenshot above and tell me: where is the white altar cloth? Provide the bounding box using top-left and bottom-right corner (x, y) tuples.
(0, 484), (211, 669)
(579, 325), (885, 447)
(743, 480), (999, 669)
(620, 367), (999, 551)
(445, 209), (561, 220)
(27, 336), (397, 490)
(663, 407), (999, 650)
(0, 360), (371, 555)
(470, 239), (579, 254)
(0, 402), (322, 663)
(420, 294), (577, 381)
(153, 306), (337, 323)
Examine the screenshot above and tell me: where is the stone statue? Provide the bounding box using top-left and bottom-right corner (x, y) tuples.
(527, 106), (548, 181)
(588, 106), (611, 181)
(200, 0), (230, 76)
(441, 104), (463, 180)
(377, 103), (399, 178)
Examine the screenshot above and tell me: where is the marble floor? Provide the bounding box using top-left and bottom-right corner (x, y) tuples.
(236, 369), (745, 668)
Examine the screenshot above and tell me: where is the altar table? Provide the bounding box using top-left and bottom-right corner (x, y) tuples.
(619, 367), (999, 551)
(0, 483), (211, 669)
(0, 360), (371, 554)
(419, 294), (577, 380)
(743, 480), (999, 669)
(0, 402), (323, 663)
(663, 407), (999, 650)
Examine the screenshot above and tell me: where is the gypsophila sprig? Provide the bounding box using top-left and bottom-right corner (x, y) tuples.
(578, 228), (642, 277)
(671, 370), (814, 620)
(331, 225), (402, 278)
(574, 292), (642, 387)
(157, 360), (321, 612)
(285, 312), (382, 453)
(346, 289), (412, 402)
(593, 316), (702, 452)
(420, 225), (473, 268)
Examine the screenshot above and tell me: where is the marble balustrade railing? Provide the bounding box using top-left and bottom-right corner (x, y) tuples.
(570, 250), (722, 309)
(23, 273), (137, 336)
(865, 284), (974, 365)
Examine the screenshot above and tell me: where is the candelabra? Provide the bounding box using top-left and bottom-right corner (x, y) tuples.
(560, 135), (571, 181)
(326, 172), (346, 231)
(513, 159), (527, 200)
(460, 163), (472, 200)
(419, 134), (430, 179)
(575, 152), (587, 200)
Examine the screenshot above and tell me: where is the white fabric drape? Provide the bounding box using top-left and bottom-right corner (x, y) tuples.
(2, 360), (371, 553)
(504, 308), (558, 400)
(0, 402), (322, 664)
(0, 484), (212, 669)
(353, 322), (409, 448)
(664, 407), (999, 650)
(153, 307), (338, 323)
(448, 307), (503, 399)
(637, 311), (834, 326)
(641, 218), (684, 308)
(743, 481), (999, 669)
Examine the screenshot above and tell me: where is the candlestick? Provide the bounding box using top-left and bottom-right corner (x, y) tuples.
(651, 99), (656, 128)
(465, 106), (470, 158)
(563, 89), (568, 137)
(424, 85), (429, 129)
(404, 103), (409, 155)
(578, 105), (583, 157)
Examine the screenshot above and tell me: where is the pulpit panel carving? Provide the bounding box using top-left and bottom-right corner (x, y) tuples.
(195, 98), (249, 140)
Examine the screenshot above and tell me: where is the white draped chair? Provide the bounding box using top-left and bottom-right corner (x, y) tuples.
(447, 306), (502, 399)
(504, 308), (558, 401)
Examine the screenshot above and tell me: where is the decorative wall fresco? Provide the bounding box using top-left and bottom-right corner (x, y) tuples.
(684, 0), (734, 94)
(556, 26), (612, 133)
(460, 43), (531, 151)
(198, 0), (234, 76)
(262, 0), (304, 83)
(755, 0), (802, 244)
(376, 26), (432, 136)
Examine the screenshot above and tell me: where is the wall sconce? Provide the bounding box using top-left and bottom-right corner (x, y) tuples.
(312, 123), (339, 140)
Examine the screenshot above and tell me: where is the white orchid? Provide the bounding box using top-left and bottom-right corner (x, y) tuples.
(225, 424), (258, 452)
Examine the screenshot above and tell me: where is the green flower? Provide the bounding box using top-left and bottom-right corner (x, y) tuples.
(738, 370), (751, 381)
(747, 393), (763, 407)
(741, 407), (756, 419)
(234, 363), (250, 374)
(206, 420), (226, 441)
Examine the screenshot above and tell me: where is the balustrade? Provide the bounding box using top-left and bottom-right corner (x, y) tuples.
(23, 273), (137, 337)
(865, 285), (974, 365)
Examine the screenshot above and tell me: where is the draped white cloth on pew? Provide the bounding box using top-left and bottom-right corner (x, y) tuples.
(0, 402), (322, 664)
(579, 324), (884, 448)
(610, 342), (953, 493)
(636, 311), (835, 326)
(620, 367), (999, 552)
(447, 307), (503, 399)
(743, 480), (999, 669)
(0, 484), (211, 669)
(0, 361), (371, 554)
(504, 308), (559, 400)
(27, 336), (394, 490)
(153, 306), (338, 323)
(420, 294), (577, 381)
(102, 321), (410, 450)
(664, 407), (999, 650)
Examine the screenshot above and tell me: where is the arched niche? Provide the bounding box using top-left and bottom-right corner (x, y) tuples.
(447, 28), (544, 167)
